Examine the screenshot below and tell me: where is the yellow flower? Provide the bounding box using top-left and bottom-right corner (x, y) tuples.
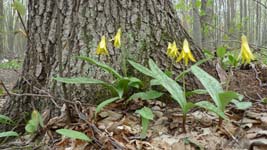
(114, 28), (122, 48)
(176, 39), (196, 66)
(239, 34), (255, 64)
(166, 41), (178, 59)
(96, 36), (109, 55)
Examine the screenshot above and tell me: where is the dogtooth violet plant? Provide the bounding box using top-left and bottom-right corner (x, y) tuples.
(136, 107), (154, 139)
(54, 29), (163, 117)
(129, 59), (195, 133)
(216, 46), (239, 69)
(191, 65), (252, 127)
(0, 114), (19, 138)
(25, 110), (44, 133)
(239, 34), (255, 64)
(56, 128), (92, 142)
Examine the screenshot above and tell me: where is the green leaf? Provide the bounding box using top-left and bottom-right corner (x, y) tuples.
(0, 131), (19, 138)
(12, 0), (26, 16)
(38, 113), (44, 128)
(128, 60), (154, 77)
(0, 115), (14, 125)
(128, 90), (163, 101)
(200, 10), (206, 16)
(219, 91), (240, 111)
(191, 66), (223, 108)
(95, 97), (120, 114)
(114, 77), (143, 98)
(0, 59), (22, 69)
(217, 47), (226, 58)
(53, 77), (117, 95)
(175, 58), (212, 81)
(31, 110), (44, 128)
(136, 107), (154, 120)
(148, 59), (187, 111)
(25, 120), (38, 133)
(195, 101), (227, 120)
(185, 89), (208, 97)
(115, 78), (130, 98)
(0, 88), (3, 96)
(203, 49), (214, 58)
(56, 129), (91, 142)
(128, 77), (143, 88)
(228, 55), (238, 66)
(262, 98), (267, 104)
(78, 56), (122, 79)
(175, 68), (191, 81)
(25, 110), (44, 133)
(54, 77), (106, 84)
(195, 0), (202, 8)
(164, 70), (173, 77)
(150, 79), (160, 86)
(231, 100), (252, 110)
(184, 102), (195, 114)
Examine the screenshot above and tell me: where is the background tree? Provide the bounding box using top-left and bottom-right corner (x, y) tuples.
(173, 0), (267, 53)
(0, 0), (26, 60)
(0, 0), (3, 59)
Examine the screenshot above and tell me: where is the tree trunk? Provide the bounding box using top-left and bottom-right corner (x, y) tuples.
(192, 0), (202, 48)
(244, 0), (248, 35)
(200, 0), (213, 50)
(0, 0), (3, 60)
(1, 0), (208, 122)
(256, 0), (261, 47)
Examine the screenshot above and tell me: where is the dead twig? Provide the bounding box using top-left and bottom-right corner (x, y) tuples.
(0, 80), (11, 97)
(252, 64), (267, 87)
(74, 103), (125, 150)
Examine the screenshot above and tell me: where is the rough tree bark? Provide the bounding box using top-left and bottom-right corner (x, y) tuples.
(2, 0), (208, 121)
(200, 0), (213, 50)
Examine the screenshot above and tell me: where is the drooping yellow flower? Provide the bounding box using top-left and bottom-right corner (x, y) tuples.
(167, 42), (172, 55)
(239, 34), (255, 64)
(166, 41), (178, 59)
(96, 36), (109, 55)
(176, 39), (196, 66)
(114, 28), (122, 48)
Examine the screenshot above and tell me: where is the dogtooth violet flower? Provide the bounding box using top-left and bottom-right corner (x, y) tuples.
(166, 41), (178, 59)
(239, 34), (255, 64)
(176, 39), (196, 66)
(114, 28), (122, 48)
(96, 36), (109, 55)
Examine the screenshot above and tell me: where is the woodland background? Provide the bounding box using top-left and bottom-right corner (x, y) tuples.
(1, 0), (267, 62)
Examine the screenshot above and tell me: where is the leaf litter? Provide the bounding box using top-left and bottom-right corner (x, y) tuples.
(1, 67), (267, 149)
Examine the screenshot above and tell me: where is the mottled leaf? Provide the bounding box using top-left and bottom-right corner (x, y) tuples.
(56, 129), (91, 142)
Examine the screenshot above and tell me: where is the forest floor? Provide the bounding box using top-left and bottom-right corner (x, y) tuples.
(0, 66), (267, 150)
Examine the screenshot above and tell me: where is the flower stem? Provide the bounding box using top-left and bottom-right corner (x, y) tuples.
(182, 113), (187, 133)
(140, 117), (149, 139)
(218, 117), (223, 127)
(182, 66), (187, 133)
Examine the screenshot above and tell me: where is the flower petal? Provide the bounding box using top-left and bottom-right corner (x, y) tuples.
(114, 28), (122, 48)
(96, 36), (109, 55)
